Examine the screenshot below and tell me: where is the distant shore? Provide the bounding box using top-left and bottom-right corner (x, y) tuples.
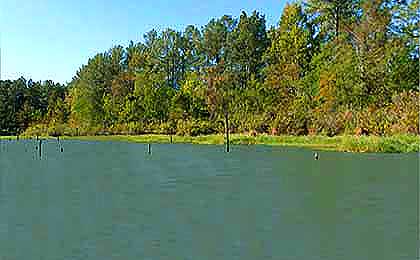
(2, 134), (418, 153)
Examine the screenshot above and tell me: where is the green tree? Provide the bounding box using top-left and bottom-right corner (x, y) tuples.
(305, 0), (360, 39)
(229, 11), (269, 87)
(265, 3), (315, 104)
(172, 72), (208, 121)
(202, 15), (237, 66)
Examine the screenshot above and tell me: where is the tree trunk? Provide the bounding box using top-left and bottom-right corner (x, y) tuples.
(335, 6), (340, 38)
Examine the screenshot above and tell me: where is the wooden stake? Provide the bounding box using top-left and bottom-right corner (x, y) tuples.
(225, 112), (230, 153)
(39, 140), (42, 159)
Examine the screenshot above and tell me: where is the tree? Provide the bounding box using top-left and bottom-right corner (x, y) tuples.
(202, 15), (237, 67)
(229, 11), (269, 87)
(160, 29), (185, 89)
(347, 0), (411, 104)
(205, 65), (238, 151)
(305, 0), (360, 39)
(133, 69), (174, 124)
(171, 72), (208, 121)
(265, 3), (315, 104)
(182, 25), (204, 73)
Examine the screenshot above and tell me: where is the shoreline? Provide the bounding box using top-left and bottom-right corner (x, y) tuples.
(2, 134), (418, 153)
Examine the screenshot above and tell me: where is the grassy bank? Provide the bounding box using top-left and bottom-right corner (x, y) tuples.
(3, 134), (418, 153)
(49, 134), (419, 153)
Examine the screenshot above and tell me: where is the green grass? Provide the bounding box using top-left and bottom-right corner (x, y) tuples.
(55, 134), (420, 153)
(0, 135), (50, 140)
(2, 134), (418, 153)
(0, 136), (19, 140)
(61, 134), (224, 145)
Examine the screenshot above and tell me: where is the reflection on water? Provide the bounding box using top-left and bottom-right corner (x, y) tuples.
(0, 139), (417, 260)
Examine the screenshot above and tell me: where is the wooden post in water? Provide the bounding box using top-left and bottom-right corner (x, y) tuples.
(225, 111), (230, 153)
(39, 140), (42, 159)
(170, 135), (173, 144)
(148, 144), (151, 155)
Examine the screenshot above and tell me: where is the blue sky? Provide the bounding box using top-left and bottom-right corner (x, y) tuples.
(0, 0), (286, 84)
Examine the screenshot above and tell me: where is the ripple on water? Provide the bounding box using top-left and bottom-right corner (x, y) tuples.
(0, 142), (417, 260)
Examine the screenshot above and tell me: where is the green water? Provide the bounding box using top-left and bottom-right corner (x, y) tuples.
(0, 139), (418, 259)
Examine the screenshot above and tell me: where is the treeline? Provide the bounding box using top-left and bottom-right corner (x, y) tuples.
(2, 0), (419, 137)
(0, 79), (67, 135)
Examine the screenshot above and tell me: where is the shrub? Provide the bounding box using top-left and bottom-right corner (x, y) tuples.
(272, 98), (310, 136)
(176, 119), (215, 136)
(308, 108), (345, 137)
(386, 91), (419, 135)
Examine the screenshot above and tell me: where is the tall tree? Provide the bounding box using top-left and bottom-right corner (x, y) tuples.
(229, 11), (269, 87)
(202, 15), (237, 67)
(205, 66), (237, 151)
(265, 3), (315, 98)
(305, 0), (360, 39)
(182, 25), (204, 73)
(161, 29), (185, 89)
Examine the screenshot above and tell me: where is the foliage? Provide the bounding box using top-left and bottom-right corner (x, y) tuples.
(1, 2), (418, 146)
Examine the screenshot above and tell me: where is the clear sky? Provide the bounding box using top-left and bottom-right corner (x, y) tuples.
(0, 0), (287, 84)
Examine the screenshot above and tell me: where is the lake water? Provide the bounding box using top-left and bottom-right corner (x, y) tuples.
(0, 139), (418, 260)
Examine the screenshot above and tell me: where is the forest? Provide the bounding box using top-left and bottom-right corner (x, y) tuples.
(1, 0), (418, 137)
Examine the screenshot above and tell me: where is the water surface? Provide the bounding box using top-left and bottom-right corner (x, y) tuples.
(0, 139), (417, 259)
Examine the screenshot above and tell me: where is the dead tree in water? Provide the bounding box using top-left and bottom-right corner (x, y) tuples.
(224, 108), (230, 153)
(39, 140), (42, 159)
(206, 67), (235, 153)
